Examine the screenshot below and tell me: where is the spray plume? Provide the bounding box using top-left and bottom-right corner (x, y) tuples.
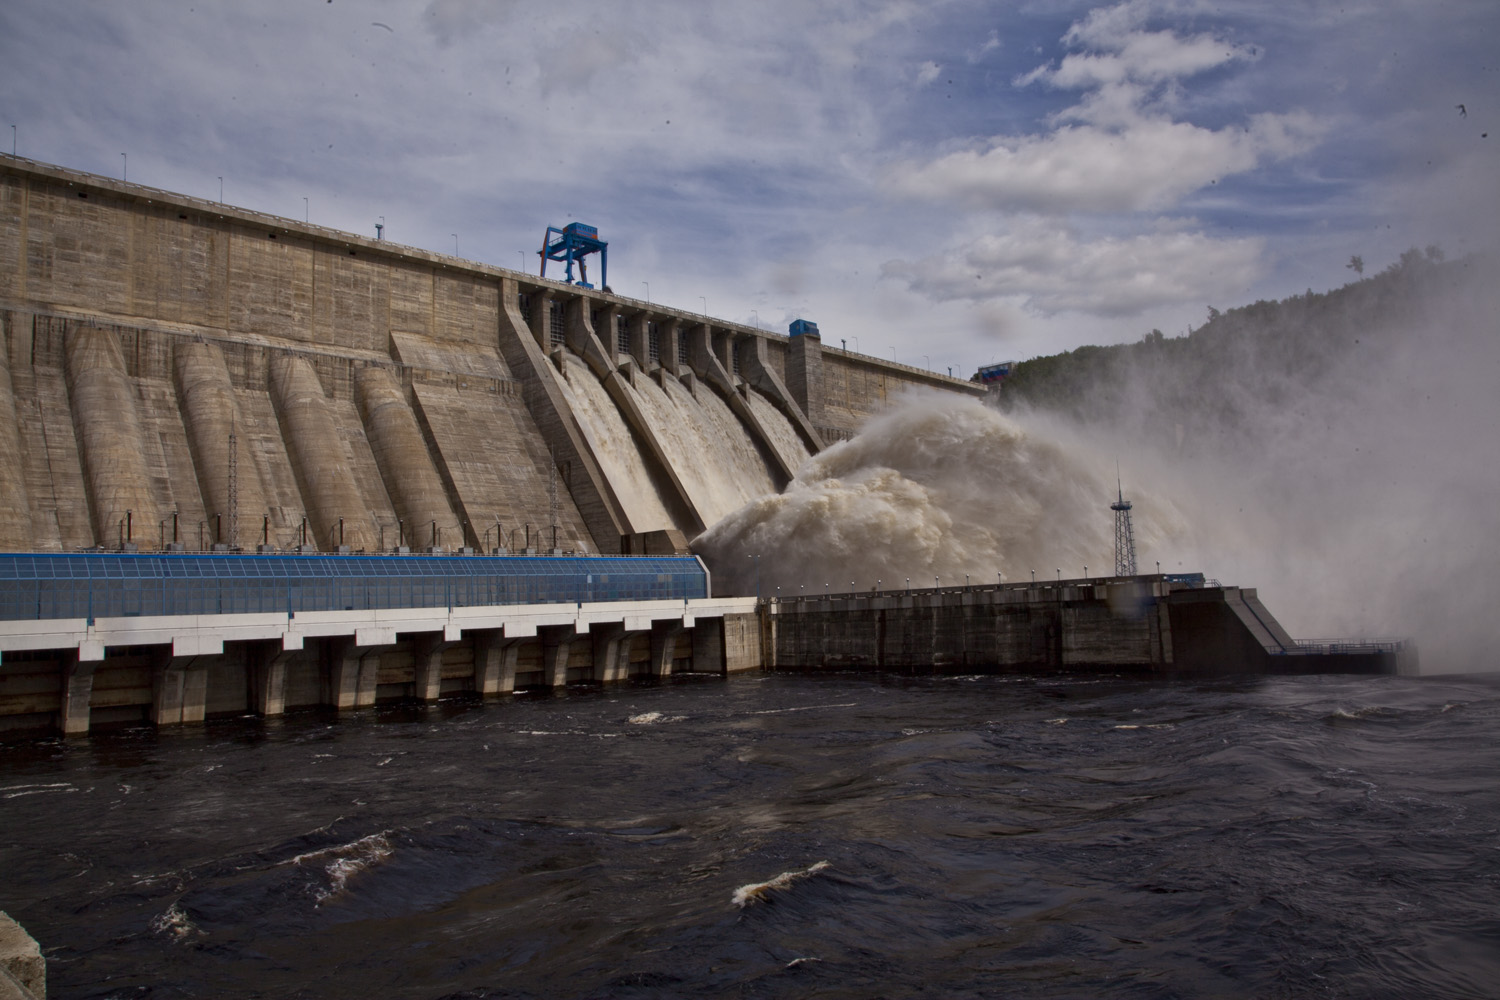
(693, 393), (1185, 597)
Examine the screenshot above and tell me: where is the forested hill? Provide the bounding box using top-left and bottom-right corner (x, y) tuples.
(992, 248), (1487, 448)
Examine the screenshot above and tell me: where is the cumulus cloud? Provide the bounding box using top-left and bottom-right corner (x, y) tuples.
(888, 0), (1319, 215)
(888, 112), (1321, 213)
(883, 222), (1265, 316)
(915, 60), (942, 86)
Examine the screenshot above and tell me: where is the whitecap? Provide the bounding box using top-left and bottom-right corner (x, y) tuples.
(732, 860), (831, 908)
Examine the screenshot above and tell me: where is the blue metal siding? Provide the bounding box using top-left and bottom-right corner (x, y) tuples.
(0, 554), (708, 622)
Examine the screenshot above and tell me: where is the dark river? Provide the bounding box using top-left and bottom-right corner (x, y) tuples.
(2, 671), (1498, 999)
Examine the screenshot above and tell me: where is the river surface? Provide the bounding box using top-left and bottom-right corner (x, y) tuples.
(2, 671), (1498, 999)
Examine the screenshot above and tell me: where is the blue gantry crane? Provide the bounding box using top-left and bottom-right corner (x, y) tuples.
(539, 222), (607, 289)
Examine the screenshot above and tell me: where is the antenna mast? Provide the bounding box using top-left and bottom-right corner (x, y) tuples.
(1111, 468), (1137, 577)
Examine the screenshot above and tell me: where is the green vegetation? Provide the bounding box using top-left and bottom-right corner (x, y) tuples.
(994, 247), (1478, 445)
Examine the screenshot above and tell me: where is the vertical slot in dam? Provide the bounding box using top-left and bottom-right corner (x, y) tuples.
(0, 333), (34, 549)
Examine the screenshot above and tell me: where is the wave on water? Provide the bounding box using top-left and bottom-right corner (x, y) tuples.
(731, 860), (832, 908)
(150, 902), (203, 943)
(282, 831), (395, 905)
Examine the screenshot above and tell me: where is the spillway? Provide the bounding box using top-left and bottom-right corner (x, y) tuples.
(744, 388), (812, 477)
(620, 370), (779, 528)
(552, 354), (677, 536)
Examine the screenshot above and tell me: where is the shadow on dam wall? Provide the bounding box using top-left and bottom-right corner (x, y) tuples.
(0, 154), (981, 557)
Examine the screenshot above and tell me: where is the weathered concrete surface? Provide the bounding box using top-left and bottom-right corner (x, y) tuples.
(768, 579), (1406, 677)
(0, 596), (758, 735)
(0, 154), (982, 557)
(0, 912), (43, 1000)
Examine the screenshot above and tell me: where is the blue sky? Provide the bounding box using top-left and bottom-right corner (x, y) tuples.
(2, 0), (1495, 368)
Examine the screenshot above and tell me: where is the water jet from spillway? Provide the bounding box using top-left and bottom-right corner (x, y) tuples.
(693, 393), (1185, 596)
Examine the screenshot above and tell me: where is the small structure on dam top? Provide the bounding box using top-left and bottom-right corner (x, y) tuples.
(539, 222), (607, 289)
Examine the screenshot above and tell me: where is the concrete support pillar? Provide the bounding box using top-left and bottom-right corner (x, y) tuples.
(591, 625), (643, 684)
(413, 634), (457, 703)
(541, 624), (576, 688)
(650, 623), (685, 678)
(659, 319), (682, 377)
(786, 328), (825, 431)
(325, 637), (388, 710)
(249, 642), (292, 716)
(59, 658), (96, 736)
(152, 653), (208, 726)
(474, 630), (522, 696)
(625, 314), (650, 370)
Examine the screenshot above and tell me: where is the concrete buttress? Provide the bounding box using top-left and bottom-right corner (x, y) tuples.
(353, 365), (462, 547)
(64, 324), (165, 547)
(174, 340), (270, 550)
(269, 354), (377, 552)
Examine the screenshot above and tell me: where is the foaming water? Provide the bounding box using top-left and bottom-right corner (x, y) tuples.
(551, 354), (675, 532)
(695, 392), (1187, 595)
(3, 673), (1497, 999)
(743, 388), (812, 475)
(619, 371), (778, 526)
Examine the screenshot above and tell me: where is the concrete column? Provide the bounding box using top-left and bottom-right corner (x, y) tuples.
(59, 658), (95, 736)
(625, 314), (650, 370)
(412, 634), (457, 703)
(591, 625), (644, 684)
(786, 328), (825, 431)
(249, 642), (292, 716)
(325, 637), (389, 709)
(596, 305), (621, 357)
(541, 624), (576, 688)
(649, 623), (685, 678)
(659, 319), (682, 377)
(474, 630), (522, 695)
(152, 654), (208, 726)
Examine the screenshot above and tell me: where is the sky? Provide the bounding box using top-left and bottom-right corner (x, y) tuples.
(1, 0), (1495, 370)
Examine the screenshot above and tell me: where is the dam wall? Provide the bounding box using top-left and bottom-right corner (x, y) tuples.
(767, 577), (1416, 676)
(0, 154), (982, 557)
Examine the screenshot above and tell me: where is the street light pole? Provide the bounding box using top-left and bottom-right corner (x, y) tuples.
(642, 281), (650, 303)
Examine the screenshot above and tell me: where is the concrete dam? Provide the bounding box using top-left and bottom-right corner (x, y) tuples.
(0, 155), (1409, 737)
(0, 154), (980, 559)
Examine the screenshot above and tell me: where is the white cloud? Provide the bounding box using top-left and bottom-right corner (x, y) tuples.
(887, 111), (1322, 213)
(890, 0), (1314, 216)
(915, 60), (942, 86)
(883, 223), (1266, 316)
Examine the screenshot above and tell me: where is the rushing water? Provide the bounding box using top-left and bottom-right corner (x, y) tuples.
(2, 671), (1498, 999)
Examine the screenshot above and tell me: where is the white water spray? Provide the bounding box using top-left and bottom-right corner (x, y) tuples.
(694, 393), (1185, 596)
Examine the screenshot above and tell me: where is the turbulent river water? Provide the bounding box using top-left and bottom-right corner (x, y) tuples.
(3, 671), (1498, 999)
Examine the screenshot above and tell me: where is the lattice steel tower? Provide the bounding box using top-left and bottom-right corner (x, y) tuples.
(1111, 476), (1137, 577)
